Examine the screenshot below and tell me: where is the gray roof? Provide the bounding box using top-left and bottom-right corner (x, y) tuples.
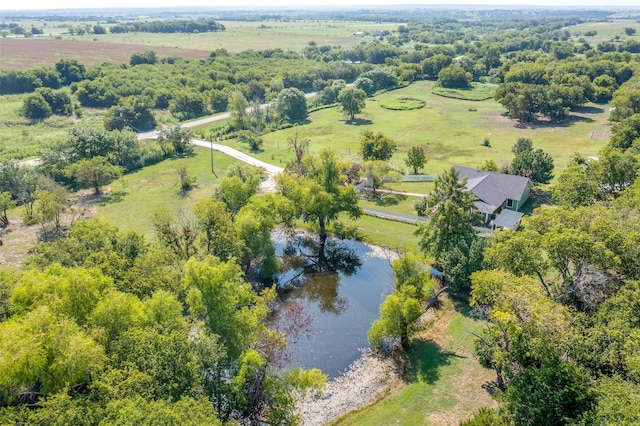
(493, 209), (524, 230)
(454, 166), (530, 214)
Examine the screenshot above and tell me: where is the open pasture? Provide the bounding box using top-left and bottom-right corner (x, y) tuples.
(569, 19), (639, 44)
(70, 20), (391, 54)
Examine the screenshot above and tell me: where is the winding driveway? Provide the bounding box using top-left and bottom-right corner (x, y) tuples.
(190, 139), (283, 192)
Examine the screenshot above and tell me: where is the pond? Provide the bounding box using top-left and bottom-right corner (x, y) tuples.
(272, 231), (396, 378)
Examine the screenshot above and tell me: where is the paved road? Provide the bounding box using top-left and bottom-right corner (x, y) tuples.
(137, 91), (318, 141)
(191, 139), (283, 192)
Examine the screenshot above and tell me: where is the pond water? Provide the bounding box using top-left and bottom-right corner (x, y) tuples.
(272, 231), (396, 378)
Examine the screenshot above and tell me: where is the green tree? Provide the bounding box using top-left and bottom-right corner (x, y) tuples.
(511, 137), (533, 155)
(480, 159), (499, 172)
(158, 125), (194, 156)
(415, 167), (477, 260)
(23, 92), (52, 120)
(552, 164), (602, 207)
(112, 326), (199, 401)
(237, 130), (263, 152)
(0, 191), (16, 227)
(368, 289), (423, 350)
(338, 87), (366, 121)
(359, 130), (397, 161)
(33, 185), (69, 240)
(319, 79), (346, 104)
(504, 361), (595, 426)
(65, 156), (123, 194)
(437, 64), (471, 88)
(277, 149), (362, 257)
(610, 113), (640, 150)
(55, 58), (86, 86)
(129, 50), (158, 66)
(104, 96), (156, 132)
(36, 88), (72, 115)
(193, 198), (240, 261)
(170, 90), (207, 120)
(494, 82), (543, 123)
(10, 264), (113, 325)
(229, 90), (250, 131)
(353, 76), (375, 96)
(275, 87), (308, 121)
(183, 256), (273, 358)
(360, 160), (401, 195)
(591, 145), (638, 195)
(0, 307), (106, 402)
(404, 146), (427, 174)
(214, 166), (261, 215)
(369, 255), (436, 350)
(512, 148), (554, 185)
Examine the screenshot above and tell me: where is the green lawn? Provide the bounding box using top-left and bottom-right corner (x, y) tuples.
(96, 147), (243, 236)
(200, 80), (609, 179)
(349, 214), (420, 252)
(333, 301), (498, 425)
(360, 193), (420, 216)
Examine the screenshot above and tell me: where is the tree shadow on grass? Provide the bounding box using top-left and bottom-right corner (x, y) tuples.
(96, 190), (126, 206)
(403, 339), (465, 384)
(511, 113), (595, 130)
(375, 193), (407, 207)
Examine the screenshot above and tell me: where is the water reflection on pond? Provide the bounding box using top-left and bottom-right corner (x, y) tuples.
(272, 231), (395, 378)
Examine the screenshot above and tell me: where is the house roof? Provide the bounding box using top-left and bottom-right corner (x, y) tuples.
(454, 166), (530, 214)
(493, 209), (524, 230)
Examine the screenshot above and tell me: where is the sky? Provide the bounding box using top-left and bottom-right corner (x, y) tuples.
(2, 0), (639, 11)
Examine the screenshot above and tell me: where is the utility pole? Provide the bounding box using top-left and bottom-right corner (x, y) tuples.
(210, 136), (217, 177)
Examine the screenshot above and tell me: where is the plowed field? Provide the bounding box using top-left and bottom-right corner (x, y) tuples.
(0, 38), (212, 70)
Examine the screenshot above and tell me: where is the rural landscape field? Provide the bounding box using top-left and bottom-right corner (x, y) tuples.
(1, 4), (640, 425)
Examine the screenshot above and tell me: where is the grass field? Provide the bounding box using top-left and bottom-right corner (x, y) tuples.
(569, 19), (640, 44)
(432, 83), (496, 101)
(0, 93), (106, 160)
(332, 298), (498, 425)
(199, 80), (610, 178)
(96, 147), (242, 236)
(70, 20), (389, 54)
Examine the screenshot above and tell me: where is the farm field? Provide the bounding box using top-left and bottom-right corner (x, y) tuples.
(200, 80), (611, 177)
(0, 38), (212, 70)
(0, 20), (392, 70)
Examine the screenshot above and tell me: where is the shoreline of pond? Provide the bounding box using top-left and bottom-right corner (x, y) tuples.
(298, 348), (401, 426)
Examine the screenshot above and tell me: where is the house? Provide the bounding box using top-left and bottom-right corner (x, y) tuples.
(454, 166), (531, 230)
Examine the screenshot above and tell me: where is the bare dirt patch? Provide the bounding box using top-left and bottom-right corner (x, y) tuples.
(0, 38), (212, 70)
(0, 189), (99, 268)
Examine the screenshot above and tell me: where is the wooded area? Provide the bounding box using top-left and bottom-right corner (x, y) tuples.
(1, 5), (640, 425)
